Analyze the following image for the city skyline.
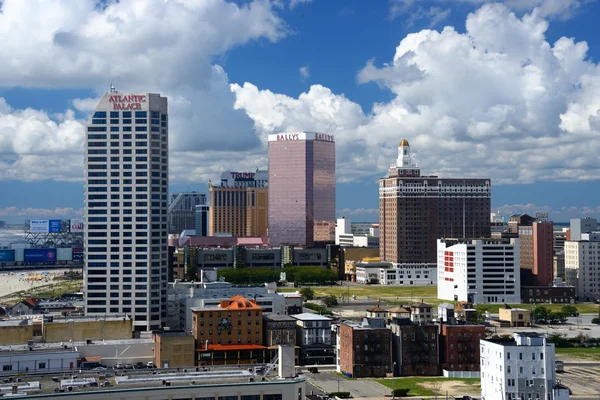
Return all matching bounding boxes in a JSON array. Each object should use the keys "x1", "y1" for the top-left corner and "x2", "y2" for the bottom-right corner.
[{"x1": 1, "y1": 0, "x2": 600, "y2": 223}]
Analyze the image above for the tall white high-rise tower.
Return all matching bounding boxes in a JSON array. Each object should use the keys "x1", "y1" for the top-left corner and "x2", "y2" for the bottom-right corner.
[{"x1": 84, "y1": 92, "x2": 169, "y2": 332}]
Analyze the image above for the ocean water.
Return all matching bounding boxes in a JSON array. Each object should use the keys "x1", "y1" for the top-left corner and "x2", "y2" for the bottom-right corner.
[{"x1": 0, "y1": 229, "x2": 26, "y2": 247}]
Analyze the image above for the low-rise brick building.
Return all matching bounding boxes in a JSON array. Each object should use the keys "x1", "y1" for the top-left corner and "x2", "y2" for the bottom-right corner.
[
  {"x1": 339, "y1": 318, "x2": 392, "y2": 378},
  {"x1": 439, "y1": 324, "x2": 485, "y2": 377},
  {"x1": 191, "y1": 295, "x2": 266, "y2": 365},
  {"x1": 390, "y1": 318, "x2": 439, "y2": 376}
]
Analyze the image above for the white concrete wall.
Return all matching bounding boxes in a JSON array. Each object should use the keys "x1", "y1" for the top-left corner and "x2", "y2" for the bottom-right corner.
[
  {"x1": 76, "y1": 341, "x2": 154, "y2": 366},
  {"x1": 0, "y1": 351, "x2": 79, "y2": 374},
  {"x1": 4, "y1": 379, "x2": 306, "y2": 400}
]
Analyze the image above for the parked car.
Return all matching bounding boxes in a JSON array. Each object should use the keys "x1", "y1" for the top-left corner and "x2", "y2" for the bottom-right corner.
[
  {"x1": 124, "y1": 364, "x2": 134, "y2": 369},
  {"x1": 135, "y1": 362, "x2": 144, "y2": 369},
  {"x1": 92, "y1": 366, "x2": 107, "y2": 371},
  {"x1": 115, "y1": 363, "x2": 124, "y2": 369},
  {"x1": 146, "y1": 362, "x2": 155, "y2": 368},
  {"x1": 307, "y1": 367, "x2": 319, "y2": 373},
  {"x1": 555, "y1": 361, "x2": 565, "y2": 373}
]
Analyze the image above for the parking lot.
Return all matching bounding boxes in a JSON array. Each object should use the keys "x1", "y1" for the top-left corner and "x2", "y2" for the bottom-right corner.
[
  {"x1": 555, "y1": 364, "x2": 600, "y2": 397},
  {"x1": 304, "y1": 371, "x2": 390, "y2": 399}
]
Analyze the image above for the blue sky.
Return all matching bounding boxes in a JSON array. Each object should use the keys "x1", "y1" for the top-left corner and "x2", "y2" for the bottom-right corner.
[{"x1": 0, "y1": 0, "x2": 599, "y2": 224}]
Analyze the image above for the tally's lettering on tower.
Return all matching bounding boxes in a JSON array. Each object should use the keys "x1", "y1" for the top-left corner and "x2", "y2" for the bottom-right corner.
[
  {"x1": 276, "y1": 133, "x2": 300, "y2": 141},
  {"x1": 109, "y1": 95, "x2": 147, "y2": 110}
]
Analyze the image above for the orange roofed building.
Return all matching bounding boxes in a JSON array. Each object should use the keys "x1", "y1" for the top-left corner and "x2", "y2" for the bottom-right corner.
[{"x1": 191, "y1": 295, "x2": 266, "y2": 366}]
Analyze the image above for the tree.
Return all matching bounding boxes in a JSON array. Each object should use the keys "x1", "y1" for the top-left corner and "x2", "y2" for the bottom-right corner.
[
  {"x1": 547, "y1": 333, "x2": 570, "y2": 348},
  {"x1": 592, "y1": 317, "x2": 600, "y2": 325},
  {"x1": 323, "y1": 295, "x2": 338, "y2": 307},
  {"x1": 548, "y1": 311, "x2": 567, "y2": 324},
  {"x1": 561, "y1": 304, "x2": 578, "y2": 317},
  {"x1": 531, "y1": 306, "x2": 551, "y2": 324},
  {"x1": 299, "y1": 287, "x2": 315, "y2": 301}
]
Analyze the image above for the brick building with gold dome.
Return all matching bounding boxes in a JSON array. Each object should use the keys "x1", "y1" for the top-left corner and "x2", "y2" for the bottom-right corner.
[{"x1": 378, "y1": 139, "x2": 491, "y2": 284}]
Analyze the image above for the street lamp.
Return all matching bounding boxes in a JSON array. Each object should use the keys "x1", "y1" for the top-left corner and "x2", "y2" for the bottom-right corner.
[{"x1": 392, "y1": 361, "x2": 397, "y2": 400}]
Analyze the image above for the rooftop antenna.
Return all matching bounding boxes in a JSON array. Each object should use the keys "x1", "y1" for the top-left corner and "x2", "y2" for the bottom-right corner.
[{"x1": 109, "y1": 83, "x2": 118, "y2": 93}]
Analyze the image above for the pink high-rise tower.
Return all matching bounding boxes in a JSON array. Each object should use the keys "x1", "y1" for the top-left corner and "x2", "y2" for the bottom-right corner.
[{"x1": 268, "y1": 132, "x2": 335, "y2": 247}]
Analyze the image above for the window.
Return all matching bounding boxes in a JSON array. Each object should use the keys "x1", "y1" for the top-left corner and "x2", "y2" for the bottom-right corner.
[{"x1": 38, "y1": 362, "x2": 46, "y2": 369}]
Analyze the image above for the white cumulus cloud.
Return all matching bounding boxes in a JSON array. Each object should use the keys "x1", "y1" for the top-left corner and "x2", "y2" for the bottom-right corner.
[
  {"x1": 0, "y1": 0, "x2": 289, "y2": 182},
  {"x1": 232, "y1": 3, "x2": 600, "y2": 185}
]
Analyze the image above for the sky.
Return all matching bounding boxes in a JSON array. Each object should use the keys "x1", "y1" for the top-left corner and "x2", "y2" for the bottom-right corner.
[{"x1": 1, "y1": 0, "x2": 600, "y2": 224}]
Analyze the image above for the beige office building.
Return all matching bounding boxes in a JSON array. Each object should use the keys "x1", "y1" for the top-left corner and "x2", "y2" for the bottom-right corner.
[{"x1": 209, "y1": 170, "x2": 268, "y2": 237}]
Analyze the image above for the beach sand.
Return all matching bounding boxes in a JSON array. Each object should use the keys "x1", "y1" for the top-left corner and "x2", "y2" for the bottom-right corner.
[{"x1": 0, "y1": 269, "x2": 70, "y2": 298}]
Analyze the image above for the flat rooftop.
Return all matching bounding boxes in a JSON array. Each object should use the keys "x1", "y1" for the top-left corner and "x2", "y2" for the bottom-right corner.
[
  {"x1": 291, "y1": 313, "x2": 332, "y2": 321},
  {"x1": 0, "y1": 339, "x2": 153, "y2": 355},
  {"x1": 0, "y1": 315, "x2": 130, "y2": 326},
  {"x1": 4, "y1": 368, "x2": 305, "y2": 396}
]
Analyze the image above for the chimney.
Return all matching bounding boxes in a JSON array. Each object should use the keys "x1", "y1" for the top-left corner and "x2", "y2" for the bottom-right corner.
[{"x1": 278, "y1": 345, "x2": 295, "y2": 379}]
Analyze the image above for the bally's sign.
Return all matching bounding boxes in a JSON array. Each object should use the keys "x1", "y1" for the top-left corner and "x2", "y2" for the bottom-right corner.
[
  {"x1": 314, "y1": 133, "x2": 334, "y2": 142},
  {"x1": 269, "y1": 132, "x2": 335, "y2": 142},
  {"x1": 276, "y1": 133, "x2": 300, "y2": 141},
  {"x1": 109, "y1": 95, "x2": 147, "y2": 110}
]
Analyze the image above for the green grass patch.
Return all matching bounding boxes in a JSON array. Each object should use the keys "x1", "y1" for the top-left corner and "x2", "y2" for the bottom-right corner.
[
  {"x1": 334, "y1": 372, "x2": 354, "y2": 380},
  {"x1": 376, "y1": 377, "x2": 480, "y2": 397},
  {"x1": 556, "y1": 347, "x2": 600, "y2": 360},
  {"x1": 279, "y1": 285, "x2": 436, "y2": 300}
]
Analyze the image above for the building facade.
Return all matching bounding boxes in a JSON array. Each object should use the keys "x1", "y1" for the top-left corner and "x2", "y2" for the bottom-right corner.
[
  {"x1": 209, "y1": 177, "x2": 268, "y2": 237},
  {"x1": 390, "y1": 319, "x2": 439, "y2": 376},
  {"x1": 480, "y1": 333, "x2": 558, "y2": 400},
  {"x1": 84, "y1": 92, "x2": 168, "y2": 331},
  {"x1": 569, "y1": 218, "x2": 597, "y2": 241},
  {"x1": 355, "y1": 262, "x2": 437, "y2": 286},
  {"x1": 168, "y1": 192, "x2": 207, "y2": 234},
  {"x1": 437, "y1": 238, "x2": 521, "y2": 304},
  {"x1": 292, "y1": 313, "x2": 335, "y2": 365},
  {"x1": 194, "y1": 204, "x2": 209, "y2": 236},
  {"x1": 440, "y1": 324, "x2": 485, "y2": 377},
  {"x1": 152, "y1": 330, "x2": 195, "y2": 368},
  {"x1": 519, "y1": 221, "x2": 554, "y2": 286},
  {"x1": 268, "y1": 132, "x2": 335, "y2": 247},
  {"x1": 191, "y1": 295, "x2": 266, "y2": 365},
  {"x1": 263, "y1": 314, "x2": 297, "y2": 347},
  {"x1": 339, "y1": 318, "x2": 392, "y2": 378},
  {"x1": 520, "y1": 285, "x2": 575, "y2": 304},
  {"x1": 565, "y1": 239, "x2": 600, "y2": 300},
  {"x1": 498, "y1": 307, "x2": 531, "y2": 327},
  {"x1": 379, "y1": 139, "x2": 490, "y2": 267},
  {"x1": 336, "y1": 217, "x2": 379, "y2": 247}
]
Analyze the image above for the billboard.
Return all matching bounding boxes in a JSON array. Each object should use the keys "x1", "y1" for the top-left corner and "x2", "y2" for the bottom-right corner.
[
  {"x1": 29, "y1": 219, "x2": 71, "y2": 233},
  {"x1": 49, "y1": 220, "x2": 62, "y2": 233},
  {"x1": 29, "y1": 220, "x2": 50, "y2": 233},
  {"x1": 0, "y1": 250, "x2": 15, "y2": 262},
  {"x1": 57, "y1": 248, "x2": 72, "y2": 261},
  {"x1": 70, "y1": 219, "x2": 84, "y2": 233},
  {"x1": 72, "y1": 248, "x2": 84, "y2": 262},
  {"x1": 24, "y1": 249, "x2": 57, "y2": 263}
]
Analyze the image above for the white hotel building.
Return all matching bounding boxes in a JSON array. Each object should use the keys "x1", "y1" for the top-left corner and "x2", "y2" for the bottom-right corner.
[
  {"x1": 480, "y1": 333, "x2": 569, "y2": 400},
  {"x1": 437, "y1": 238, "x2": 521, "y2": 304},
  {"x1": 85, "y1": 92, "x2": 169, "y2": 331},
  {"x1": 565, "y1": 235, "x2": 600, "y2": 300}
]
